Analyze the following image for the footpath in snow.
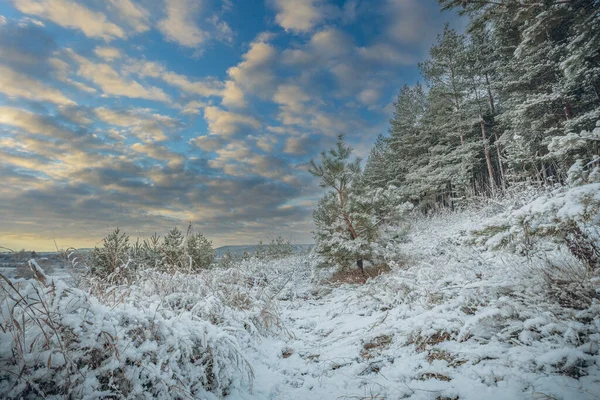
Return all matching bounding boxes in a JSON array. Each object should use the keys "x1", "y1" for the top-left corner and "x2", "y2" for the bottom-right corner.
[{"x1": 234, "y1": 210, "x2": 600, "y2": 400}]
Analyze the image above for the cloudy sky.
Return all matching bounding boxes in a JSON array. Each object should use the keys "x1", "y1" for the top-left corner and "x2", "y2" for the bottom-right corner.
[{"x1": 0, "y1": 0, "x2": 458, "y2": 251}]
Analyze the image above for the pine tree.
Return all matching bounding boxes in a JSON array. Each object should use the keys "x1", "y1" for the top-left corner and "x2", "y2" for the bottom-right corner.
[
  {"x1": 141, "y1": 233, "x2": 162, "y2": 269},
  {"x1": 309, "y1": 135, "x2": 372, "y2": 272},
  {"x1": 90, "y1": 228, "x2": 130, "y2": 279},
  {"x1": 162, "y1": 227, "x2": 185, "y2": 269},
  {"x1": 187, "y1": 232, "x2": 215, "y2": 270},
  {"x1": 363, "y1": 134, "x2": 391, "y2": 190},
  {"x1": 386, "y1": 83, "x2": 430, "y2": 193}
]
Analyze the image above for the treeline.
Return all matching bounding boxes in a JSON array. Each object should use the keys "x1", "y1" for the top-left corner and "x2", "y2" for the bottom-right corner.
[
  {"x1": 310, "y1": 0, "x2": 600, "y2": 271},
  {"x1": 363, "y1": 0, "x2": 599, "y2": 208}
]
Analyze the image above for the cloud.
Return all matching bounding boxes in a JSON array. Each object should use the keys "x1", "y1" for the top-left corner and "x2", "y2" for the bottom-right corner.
[
  {"x1": 94, "y1": 107, "x2": 179, "y2": 142},
  {"x1": 48, "y1": 57, "x2": 97, "y2": 94},
  {"x1": 272, "y1": 0, "x2": 326, "y2": 33},
  {"x1": 0, "y1": 65, "x2": 75, "y2": 105},
  {"x1": 358, "y1": 43, "x2": 417, "y2": 65},
  {"x1": 358, "y1": 88, "x2": 381, "y2": 105},
  {"x1": 203, "y1": 106, "x2": 261, "y2": 137},
  {"x1": 221, "y1": 81, "x2": 245, "y2": 108},
  {"x1": 68, "y1": 51, "x2": 171, "y2": 102},
  {"x1": 181, "y1": 100, "x2": 206, "y2": 115},
  {"x1": 191, "y1": 135, "x2": 225, "y2": 152},
  {"x1": 94, "y1": 46, "x2": 122, "y2": 61},
  {"x1": 125, "y1": 59, "x2": 224, "y2": 97},
  {"x1": 384, "y1": 0, "x2": 438, "y2": 46},
  {"x1": 131, "y1": 142, "x2": 185, "y2": 167},
  {"x1": 108, "y1": 0, "x2": 150, "y2": 33},
  {"x1": 0, "y1": 18, "x2": 56, "y2": 69},
  {"x1": 209, "y1": 14, "x2": 234, "y2": 44},
  {"x1": 284, "y1": 134, "x2": 313, "y2": 154},
  {"x1": 227, "y1": 35, "x2": 278, "y2": 99},
  {"x1": 12, "y1": 0, "x2": 125, "y2": 41},
  {"x1": 158, "y1": 0, "x2": 206, "y2": 48}
]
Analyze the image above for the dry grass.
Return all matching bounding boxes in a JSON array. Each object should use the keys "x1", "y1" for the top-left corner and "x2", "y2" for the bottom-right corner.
[
  {"x1": 326, "y1": 264, "x2": 392, "y2": 286},
  {"x1": 426, "y1": 349, "x2": 467, "y2": 367},
  {"x1": 418, "y1": 372, "x2": 451, "y2": 381},
  {"x1": 360, "y1": 334, "x2": 393, "y2": 360},
  {"x1": 409, "y1": 331, "x2": 454, "y2": 353}
]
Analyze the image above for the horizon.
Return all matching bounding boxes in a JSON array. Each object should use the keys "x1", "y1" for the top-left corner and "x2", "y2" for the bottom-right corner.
[{"x1": 0, "y1": 0, "x2": 461, "y2": 252}]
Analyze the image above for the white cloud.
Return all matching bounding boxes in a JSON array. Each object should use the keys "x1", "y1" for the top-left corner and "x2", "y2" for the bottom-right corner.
[
  {"x1": 0, "y1": 15, "x2": 6, "y2": 25},
  {"x1": 108, "y1": 0, "x2": 149, "y2": 33},
  {"x1": 358, "y1": 43, "x2": 417, "y2": 65},
  {"x1": 191, "y1": 135, "x2": 225, "y2": 151},
  {"x1": 94, "y1": 46, "x2": 122, "y2": 61},
  {"x1": 284, "y1": 135, "x2": 311, "y2": 154},
  {"x1": 12, "y1": 0, "x2": 125, "y2": 41},
  {"x1": 0, "y1": 106, "x2": 71, "y2": 139},
  {"x1": 272, "y1": 0, "x2": 325, "y2": 33},
  {"x1": 0, "y1": 65, "x2": 75, "y2": 105},
  {"x1": 385, "y1": 0, "x2": 433, "y2": 45},
  {"x1": 125, "y1": 59, "x2": 224, "y2": 97},
  {"x1": 221, "y1": 81, "x2": 245, "y2": 108},
  {"x1": 209, "y1": 14, "x2": 234, "y2": 44},
  {"x1": 204, "y1": 106, "x2": 261, "y2": 137},
  {"x1": 158, "y1": 0, "x2": 206, "y2": 48},
  {"x1": 131, "y1": 142, "x2": 185, "y2": 167},
  {"x1": 358, "y1": 88, "x2": 381, "y2": 105},
  {"x1": 49, "y1": 57, "x2": 97, "y2": 94},
  {"x1": 181, "y1": 100, "x2": 206, "y2": 115},
  {"x1": 95, "y1": 107, "x2": 178, "y2": 141},
  {"x1": 254, "y1": 135, "x2": 278, "y2": 152},
  {"x1": 227, "y1": 37, "x2": 278, "y2": 95},
  {"x1": 68, "y1": 51, "x2": 171, "y2": 102}
]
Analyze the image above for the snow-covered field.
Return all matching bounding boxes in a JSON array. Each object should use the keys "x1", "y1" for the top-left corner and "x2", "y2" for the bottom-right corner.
[
  {"x1": 234, "y1": 209, "x2": 600, "y2": 400},
  {"x1": 1, "y1": 201, "x2": 599, "y2": 399}
]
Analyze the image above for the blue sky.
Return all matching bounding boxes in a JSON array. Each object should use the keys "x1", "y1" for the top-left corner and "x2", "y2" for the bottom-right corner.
[{"x1": 0, "y1": 0, "x2": 459, "y2": 251}]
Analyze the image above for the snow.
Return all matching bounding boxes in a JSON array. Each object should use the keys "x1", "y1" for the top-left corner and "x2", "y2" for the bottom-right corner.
[
  {"x1": 1, "y1": 201, "x2": 599, "y2": 399},
  {"x1": 230, "y1": 209, "x2": 600, "y2": 400}
]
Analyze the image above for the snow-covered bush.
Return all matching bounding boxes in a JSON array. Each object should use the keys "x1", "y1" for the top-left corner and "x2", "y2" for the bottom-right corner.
[
  {"x1": 0, "y1": 273, "x2": 252, "y2": 399},
  {"x1": 472, "y1": 161, "x2": 600, "y2": 261},
  {"x1": 255, "y1": 235, "x2": 295, "y2": 260},
  {"x1": 87, "y1": 226, "x2": 216, "y2": 284}
]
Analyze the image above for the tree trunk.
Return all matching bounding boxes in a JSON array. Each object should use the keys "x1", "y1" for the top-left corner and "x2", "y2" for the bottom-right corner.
[
  {"x1": 485, "y1": 73, "x2": 496, "y2": 115},
  {"x1": 356, "y1": 258, "x2": 364, "y2": 275},
  {"x1": 480, "y1": 115, "x2": 496, "y2": 190},
  {"x1": 493, "y1": 132, "x2": 506, "y2": 190}
]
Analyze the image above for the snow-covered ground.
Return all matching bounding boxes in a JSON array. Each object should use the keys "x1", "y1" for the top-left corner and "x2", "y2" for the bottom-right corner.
[
  {"x1": 231, "y1": 209, "x2": 600, "y2": 400},
  {"x1": 1, "y1": 202, "x2": 598, "y2": 399}
]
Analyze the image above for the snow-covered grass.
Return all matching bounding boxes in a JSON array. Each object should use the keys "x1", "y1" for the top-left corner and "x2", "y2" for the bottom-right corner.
[{"x1": 1, "y1": 197, "x2": 599, "y2": 399}]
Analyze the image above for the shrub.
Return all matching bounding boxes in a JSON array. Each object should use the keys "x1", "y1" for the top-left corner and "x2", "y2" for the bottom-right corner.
[{"x1": 0, "y1": 273, "x2": 253, "y2": 399}]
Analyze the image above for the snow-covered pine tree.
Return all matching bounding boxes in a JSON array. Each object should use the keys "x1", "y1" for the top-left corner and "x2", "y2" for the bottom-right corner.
[
  {"x1": 411, "y1": 26, "x2": 481, "y2": 204},
  {"x1": 187, "y1": 231, "x2": 215, "y2": 270},
  {"x1": 386, "y1": 83, "x2": 429, "y2": 195},
  {"x1": 162, "y1": 227, "x2": 185, "y2": 270},
  {"x1": 90, "y1": 228, "x2": 130, "y2": 279},
  {"x1": 309, "y1": 135, "x2": 373, "y2": 272},
  {"x1": 362, "y1": 134, "x2": 391, "y2": 191}
]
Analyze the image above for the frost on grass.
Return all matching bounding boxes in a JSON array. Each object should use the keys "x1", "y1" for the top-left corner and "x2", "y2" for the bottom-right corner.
[
  {"x1": 0, "y1": 273, "x2": 253, "y2": 399},
  {"x1": 2, "y1": 194, "x2": 599, "y2": 399}
]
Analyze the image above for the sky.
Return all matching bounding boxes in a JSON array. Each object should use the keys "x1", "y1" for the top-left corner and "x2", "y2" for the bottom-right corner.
[{"x1": 0, "y1": 0, "x2": 459, "y2": 251}]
